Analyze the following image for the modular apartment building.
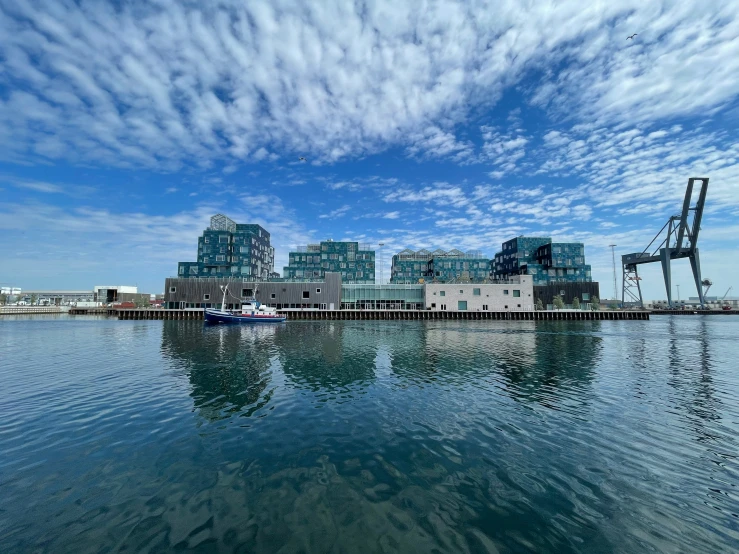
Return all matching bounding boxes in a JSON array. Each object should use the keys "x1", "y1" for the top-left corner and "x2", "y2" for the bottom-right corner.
[
  {"x1": 425, "y1": 276, "x2": 534, "y2": 311},
  {"x1": 391, "y1": 249, "x2": 491, "y2": 284},
  {"x1": 493, "y1": 237, "x2": 592, "y2": 285},
  {"x1": 283, "y1": 240, "x2": 375, "y2": 283},
  {"x1": 178, "y1": 214, "x2": 275, "y2": 280}
]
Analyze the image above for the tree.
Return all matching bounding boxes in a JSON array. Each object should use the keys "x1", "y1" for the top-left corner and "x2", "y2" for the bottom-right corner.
[
  {"x1": 572, "y1": 297, "x2": 580, "y2": 310},
  {"x1": 30, "y1": 294, "x2": 38, "y2": 306},
  {"x1": 591, "y1": 296, "x2": 600, "y2": 311},
  {"x1": 535, "y1": 298, "x2": 544, "y2": 311},
  {"x1": 553, "y1": 295, "x2": 565, "y2": 310},
  {"x1": 0, "y1": 293, "x2": 6, "y2": 305},
  {"x1": 134, "y1": 295, "x2": 150, "y2": 308}
]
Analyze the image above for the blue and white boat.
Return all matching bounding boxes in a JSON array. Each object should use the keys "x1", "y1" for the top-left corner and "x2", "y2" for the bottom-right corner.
[{"x1": 204, "y1": 285, "x2": 286, "y2": 324}]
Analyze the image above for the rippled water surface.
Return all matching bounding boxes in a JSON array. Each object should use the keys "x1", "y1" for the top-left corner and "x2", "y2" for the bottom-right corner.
[{"x1": 2, "y1": 316, "x2": 739, "y2": 553}]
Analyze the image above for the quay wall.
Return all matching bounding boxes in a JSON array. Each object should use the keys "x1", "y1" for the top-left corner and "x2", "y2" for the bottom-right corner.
[
  {"x1": 113, "y1": 309, "x2": 650, "y2": 321},
  {"x1": 0, "y1": 306, "x2": 68, "y2": 315}
]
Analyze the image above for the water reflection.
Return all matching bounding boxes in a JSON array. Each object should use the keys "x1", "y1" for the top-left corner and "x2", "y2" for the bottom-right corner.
[
  {"x1": 272, "y1": 322, "x2": 380, "y2": 392},
  {"x1": 160, "y1": 321, "x2": 280, "y2": 420},
  {"x1": 666, "y1": 318, "x2": 722, "y2": 440},
  {"x1": 160, "y1": 320, "x2": 606, "y2": 419}
]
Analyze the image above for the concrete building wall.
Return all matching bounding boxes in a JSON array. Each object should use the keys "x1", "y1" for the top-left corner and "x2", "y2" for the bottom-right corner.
[{"x1": 424, "y1": 276, "x2": 534, "y2": 311}]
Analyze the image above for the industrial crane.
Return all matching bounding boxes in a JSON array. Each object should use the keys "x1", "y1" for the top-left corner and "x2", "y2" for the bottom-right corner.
[
  {"x1": 722, "y1": 287, "x2": 733, "y2": 310},
  {"x1": 622, "y1": 177, "x2": 708, "y2": 308}
]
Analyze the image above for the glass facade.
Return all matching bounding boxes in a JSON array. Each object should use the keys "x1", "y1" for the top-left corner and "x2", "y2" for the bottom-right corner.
[
  {"x1": 284, "y1": 240, "x2": 375, "y2": 283},
  {"x1": 391, "y1": 248, "x2": 491, "y2": 283},
  {"x1": 493, "y1": 237, "x2": 592, "y2": 285},
  {"x1": 177, "y1": 215, "x2": 275, "y2": 280},
  {"x1": 341, "y1": 284, "x2": 424, "y2": 310}
]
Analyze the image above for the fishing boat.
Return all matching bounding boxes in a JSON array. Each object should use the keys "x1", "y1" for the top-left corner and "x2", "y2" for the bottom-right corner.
[{"x1": 204, "y1": 285, "x2": 286, "y2": 324}]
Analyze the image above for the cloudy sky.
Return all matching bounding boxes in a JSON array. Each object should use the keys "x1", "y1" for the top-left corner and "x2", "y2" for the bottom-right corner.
[{"x1": 1, "y1": 0, "x2": 738, "y2": 298}]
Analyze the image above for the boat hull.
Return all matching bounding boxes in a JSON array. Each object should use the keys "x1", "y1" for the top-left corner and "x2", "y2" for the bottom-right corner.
[{"x1": 204, "y1": 309, "x2": 286, "y2": 324}]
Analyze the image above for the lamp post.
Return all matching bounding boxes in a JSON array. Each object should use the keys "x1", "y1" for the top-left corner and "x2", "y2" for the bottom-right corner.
[
  {"x1": 378, "y1": 243, "x2": 384, "y2": 285},
  {"x1": 676, "y1": 284, "x2": 680, "y2": 302}
]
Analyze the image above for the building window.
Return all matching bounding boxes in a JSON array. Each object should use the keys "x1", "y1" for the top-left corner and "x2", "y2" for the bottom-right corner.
[
  {"x1": 219, "y1": 236, "x2": 229, "y2": 244},
  {"x1": 583, "y1": 293, "x2": 590, "y2": 301},
  {"x1": 517, "y1": 304, "x2": 521, "y2": 308},
  {"x1": 203, "y1": 294, "x2": 210, "y2": 300},
  {"x1": 204, "y1": 237, "x2": 209, "y2": 244},
  {"x1": 503, "y1": 289, "x2": 509, "y2": 295},
  {"x1": 271, "y1": 293, "x2": 276, "y2": 299},
  {"x1": 242, "y1": 288, "x2": 253, "y2": 297},
  {"x1": 316, "y1": 288, "x2": 321, "y2": 294},
  {"x1": 483, "y1": 305, "x2": 488, "y2": 310},
  {"x1": 216, "y1": 255, "x2": 225, "y2": 262},
  {"x1": 170, "y1": 287, "x2": 176, "y2": 293},
  {"x1": 505, "y1": 305, "x2": 508, "y2": 309},
  {"x1": 513, "y1": 290, "x2": 520, "y2": 297},
  {"x1": 459, "y1": 289, "x2": 464, "y2": 294},
  {"x1": 431, "y1": 303, "x2": 436, "y2": 308},
  {"x1": 303, "y1": 291, "x2": 310, "y2": 299},
  {"x1": 440, "y1": 291, "x2": 446, "y2": 297},
  {"x1": 473, "y1": 288, "x2": 481, "y2": 296},
  {"x1": 458, "y1": 301, "x2": 467, "y2": 311}
]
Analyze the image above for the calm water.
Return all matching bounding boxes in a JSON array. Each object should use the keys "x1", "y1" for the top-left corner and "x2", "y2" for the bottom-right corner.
[{"x1": 1, "y1": 316, "x2": 739, "y2": 553}]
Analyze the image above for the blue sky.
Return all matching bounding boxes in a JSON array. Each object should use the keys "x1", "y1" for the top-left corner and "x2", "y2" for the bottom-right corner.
[{"x1": 1, "y1": 0, "x2": 738, "y2": 298}]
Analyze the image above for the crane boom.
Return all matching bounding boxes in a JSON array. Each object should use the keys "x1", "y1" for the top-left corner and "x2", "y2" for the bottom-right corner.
[{"x1": 721, "y1": 287, "x2": 733, "y2": 301}]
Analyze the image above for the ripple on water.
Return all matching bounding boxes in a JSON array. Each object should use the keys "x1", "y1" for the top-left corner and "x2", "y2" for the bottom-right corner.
[{"x1": 1, "y1": 316, "x2": 739, "y2": 552}]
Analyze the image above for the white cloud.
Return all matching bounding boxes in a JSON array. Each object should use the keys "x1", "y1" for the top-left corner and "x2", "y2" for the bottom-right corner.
[
  {"x1": 318, "y1": 204, "x2": 351, "y2": 219},
  {"x1": 2, "y1": 0, "x2": 736, "y2": 169},
  {"x1": 406, "y1": 126, "x2": 475, "y2": 162},
  {"x1": 0, "y1": 194, "x2": 312, "y2": 292}
]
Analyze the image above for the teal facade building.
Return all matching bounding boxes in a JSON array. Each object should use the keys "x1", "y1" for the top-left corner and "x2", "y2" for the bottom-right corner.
[
  {"x1": 493, "y1": 237, "x2": 591, "y2": 284},
  {"x1": 283, "y1": 240, "x2": 375, "y2": 283},
  {"x1": 177, "y1": 214, "x2": 275, "y2": 280},
  {"x1": 391, "y1": 249, "x2": 491, "y2": 283}
]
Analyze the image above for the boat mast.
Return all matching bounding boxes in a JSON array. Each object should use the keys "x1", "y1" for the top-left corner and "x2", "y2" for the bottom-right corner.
[{"x1": 220, "y1": 284, "x2": 228, "y2": 310}]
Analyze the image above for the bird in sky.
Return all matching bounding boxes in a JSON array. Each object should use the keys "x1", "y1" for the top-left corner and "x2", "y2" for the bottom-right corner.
[
  {"x1": 627, "y1": 33, "x2": 637, "y2": 40},
  {"x1": 299, "y1": 157, "x2": 306, "y2": 162}
]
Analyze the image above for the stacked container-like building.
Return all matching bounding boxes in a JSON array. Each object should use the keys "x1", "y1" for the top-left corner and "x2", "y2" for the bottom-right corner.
[
  {"x1": 391, "y1": 249, "x2": 491, "y2": 284},
  {"x1": 492, "y1": 237, "x2": 591, "y2": 285},
  {"x1": 177, "y1": 214, "x2": 275, "y2": 280},
  {"x1": 283, "y1": 240, "x2": 375, "y2": 283}
]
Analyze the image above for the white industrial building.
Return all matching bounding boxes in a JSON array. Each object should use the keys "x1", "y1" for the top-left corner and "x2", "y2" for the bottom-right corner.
[{"x1": 424, "y1": 276, "x2": 534, "y2": 312}]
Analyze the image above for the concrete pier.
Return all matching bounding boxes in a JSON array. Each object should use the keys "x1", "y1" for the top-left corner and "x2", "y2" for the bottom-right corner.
[{"x1": 114, "y1": 309, "x2": 650, "y2": 321}]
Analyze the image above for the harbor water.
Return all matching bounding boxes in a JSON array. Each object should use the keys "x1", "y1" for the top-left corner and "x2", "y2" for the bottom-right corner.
[{"x1": 1, "y1": 316, "x2": 738, "y2": 553}]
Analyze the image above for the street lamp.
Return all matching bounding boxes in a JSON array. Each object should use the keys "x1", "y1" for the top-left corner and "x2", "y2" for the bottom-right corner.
[
  {"x1": 676, "y1": 284, "x2": 680, "y2": 302},
  {"x1": 378, "y1": 243, "x2": 384, "y2": 285}
]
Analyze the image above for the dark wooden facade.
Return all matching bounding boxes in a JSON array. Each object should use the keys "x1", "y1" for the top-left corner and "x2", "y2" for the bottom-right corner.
[{"x1": 534, "y1": 282, "x2": 601, "y2": 307}]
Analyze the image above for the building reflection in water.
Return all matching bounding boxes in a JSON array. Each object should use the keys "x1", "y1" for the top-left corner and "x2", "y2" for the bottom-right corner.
[
  {"x1": 384, "y1": 321, "x2": 602, "y2": 410},
  {"x1": 272, "y1": 322, "x2": 380, "y2": 393},
  {"x1": 161, "y1": 320, "x2": 606, "y2": 419},
  {"x1": 160, "y1": 321, "x2": 280, "y2": 420}
]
